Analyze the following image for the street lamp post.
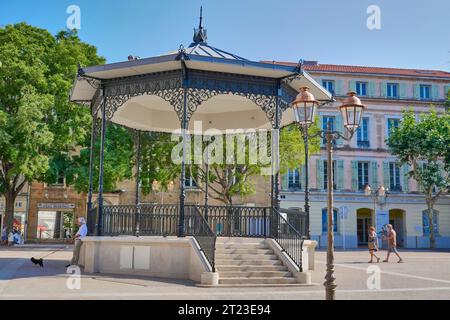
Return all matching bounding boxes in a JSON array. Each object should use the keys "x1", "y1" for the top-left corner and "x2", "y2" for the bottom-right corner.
[{"x1": 292, "y1": 89, "x2": 366, "y2": 300}]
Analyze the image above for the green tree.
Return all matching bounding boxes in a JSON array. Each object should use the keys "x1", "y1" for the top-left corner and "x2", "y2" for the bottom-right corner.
[
  {"x1": 188, "y1": 123, "x2": 320, "y2": 206},
  {"x1": 387, "y1": 109, "x2": 450, "y2": 248},
  {"x1": 0, "y1": 23, "x2": 104, "y2": 234}
]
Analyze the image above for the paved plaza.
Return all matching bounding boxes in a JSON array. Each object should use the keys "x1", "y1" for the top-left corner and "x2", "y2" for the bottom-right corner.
[{"x1": 0, "y1": 245, "x2": 449, "y2": 300}]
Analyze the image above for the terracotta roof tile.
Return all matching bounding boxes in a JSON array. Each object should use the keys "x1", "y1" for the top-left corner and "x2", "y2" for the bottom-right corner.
[{"x1": 261, "y1": 61, "x2": 450, "y2": 79}]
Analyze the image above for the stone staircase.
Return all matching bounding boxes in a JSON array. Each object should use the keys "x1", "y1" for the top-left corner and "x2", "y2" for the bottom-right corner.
[{"x1": 214, "y1": 237, "x2": 299, "y2": 286}]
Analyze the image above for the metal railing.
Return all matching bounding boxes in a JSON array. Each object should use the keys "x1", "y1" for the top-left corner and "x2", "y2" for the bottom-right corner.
[
  {"x1": 185, "y1": 205, "x2": 216, "y2": 272},
  {"x1": 139, "y1": 204, "x2": 179, "y2": 236},
  {"x1": 270, "y1": 207, "x2": 305, "y2": 272},
  {"x1": 195, "y1": 205, "x2": 270, "y2": 237},
  {"x1": 103, "y1": 205, "x2": 136, "y2": 236}
]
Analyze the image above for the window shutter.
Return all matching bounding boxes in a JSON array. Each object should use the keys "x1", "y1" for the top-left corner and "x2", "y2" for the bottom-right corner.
[
  {"x1": 318, "y1": 115, "x2": 324, "y2": 146},
  {"x1": 336, "y1": 160, "x2": 345, "y2": 190},
  {"x1": 431, "y1": 85, "x2": 439, "y2": 100},
  {"x1": 422, "y1": 211, "x2": 430, "y2": 236},
  {"x1": 413, "y1": 84, "x2": 421, "y2": 99},
  {"x1": 300, "y1": 165, "x2": 306, "y2": 190},
  {"x1": 335, "y1": 80, "x2": 343, "y2": 96},
  {"x1": 444, "y1": 85, "x2": 450, "y2": 98},
  {"x1": 316, "y1": 159, "x2": 324, "y2": 190},
  {"x1": 281, "y1": 172, "x2": 289, "y2": 190},
  {"x1": 322, "y1": 209, "x2": 327, "y2": 233},
  {"x1": 335, "y1": 114, "x2": 344, "y2": 146},
  {"x1": 368, "y1": 81, "x2": 376, "y2": 97},
  {"x1": 380, "y1": 82, "x2": 387, "y2": 98},
  {"x1": 383, "y1": 162, "x2": 390, "y2": 190},
  {"x1": 399, "y1": 83, "x2": 407, "y2": 99},
  {"x1": 349, "y1": 80, "x2": 356, "y2": 92},
  {"x1": 402, "y1": 164, "x2": 410, "y2": 193},
  {"x1": 371, "y1": 161, "x2": 378, "y2": 188},
  {"x1": 351, "y1": 161, "x2": 359, "y2": 191}
]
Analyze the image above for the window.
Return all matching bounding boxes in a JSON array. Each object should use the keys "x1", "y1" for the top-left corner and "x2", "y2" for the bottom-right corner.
[
  {"x1": 389, "y1": 162, "x2": 402, "y2": 191},
  {"x1": 422, "y1": 210, "x2": 439, "y2": 236},
  {"x1": 322, "y1": 208, "x2": 338, "y2": 233},
  {"x1": 420, "y1": 85, "x2": 431, "y2": 100},
  {"x1": 357, "y1": 117, "x2": 370, "y2": 148},
  {"x1": 323, "y1": 160, "x2": 337, "y2": 190},
  {"x1": 387, "y1": 83, "x2": 399, "y2": 98},
  {"x1": 184, "y1": 171, "x2": 198, "y2": 188},
  {"x1": 356, "y1": 81, "x2": 368, "y2": 96},
  {"x1": 387, "y1": 118, "x2": 400, "y2": 139},
  {"x1": 287, "y1": 168, "x2": 301, "y2": 190},
  {"x1": 15, "y1": 201, "x2": 23, "y2": 208},
  {"x1": 357, "y1": 162, "x2": 370, "y2": 191},
  {"x1": 322, "y1": 80, "x2": 335, "y2": 95},
  {"x1": 322, "y1": 116, "x2": 335, "y2": 145}
]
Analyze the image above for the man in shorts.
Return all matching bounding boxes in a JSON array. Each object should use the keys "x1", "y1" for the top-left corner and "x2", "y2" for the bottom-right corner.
[{"x1": 383, "y1": 224, "x2": 404, "y2": 263}]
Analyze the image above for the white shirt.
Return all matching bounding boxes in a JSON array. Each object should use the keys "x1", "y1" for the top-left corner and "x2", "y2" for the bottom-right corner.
[{"x1": 76, "y1": 224, "x2": 88, "y2": 239}]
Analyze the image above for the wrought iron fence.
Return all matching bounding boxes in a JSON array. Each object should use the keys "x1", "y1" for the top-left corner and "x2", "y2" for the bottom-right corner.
[
  {"x1": 138, "y1": 204, "x2": 179, "y2": 236},
  {"x1": 195, "y1": 205, "x2": 270, "y2": 237},
  {"x1": 103, "y1": 205, "x2": 136, "y2": 236},
  {"x1": 270, "y1": 208, "x2": 304, "y2": 272},
  {"x1": 185, "y1": 205, "x2": 216, "y2": 272}
]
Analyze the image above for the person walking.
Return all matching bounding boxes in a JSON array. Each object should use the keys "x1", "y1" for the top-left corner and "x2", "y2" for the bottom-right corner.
[
  {"x1": 383, "y1": 224, "x2": 404, "y2": 263},
  {"x1": 368, "y1": 226, "x2": 380, "y2": 263},
  {"x1": 66, "y1": 217, "x2": 87, "y2": 268}
]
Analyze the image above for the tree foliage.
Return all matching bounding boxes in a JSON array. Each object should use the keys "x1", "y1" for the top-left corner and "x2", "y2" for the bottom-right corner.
[
  {"x1": 387, "y1": 108, "x2": 450, "y2": 248},
  {"x1": 0, "y1": 23, "x2": 104, "y2": 233}
]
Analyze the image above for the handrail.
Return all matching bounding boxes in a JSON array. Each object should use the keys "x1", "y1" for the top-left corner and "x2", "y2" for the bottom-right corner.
[
  {"x1": 270, "y1": 207, "x2": 304, "y2": 272},
  {"x1": 185, "y1": 205, "x2": 216, "y2": 272}
]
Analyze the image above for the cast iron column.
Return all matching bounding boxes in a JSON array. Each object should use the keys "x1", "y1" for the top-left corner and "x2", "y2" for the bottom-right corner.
[
  {"x1": 178, "y1": 62, "x2": 188, "y2": 237},
  {"x1": 204, "y1": 144, "x2": 209, "y2": 222},
  {"x1": 134, "y1": 130, "x2": 141, "y2": 236},
  {"x1": 302, "y1": 125, "x2": 311, "y2": 239},
  {"x1": 324, "y1": 122, "x2": 337, "y2": 300},
  {"x1": 87, "y1": 107, "x2": 96, "y2": 212},
  {"x1": 274, "y1": 85, "x2": 281, "y2": 210},
  {"x1": 97, "y1": 88, "x2": 107, "y2": 236}
]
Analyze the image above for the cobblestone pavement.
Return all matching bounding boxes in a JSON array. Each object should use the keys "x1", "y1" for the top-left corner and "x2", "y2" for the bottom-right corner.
[{"x1": 0, "y1": 245, "x2": 449, "y2": 300}]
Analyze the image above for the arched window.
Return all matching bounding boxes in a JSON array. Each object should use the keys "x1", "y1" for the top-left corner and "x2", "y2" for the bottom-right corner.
[
  {"x1": 322, "y1": 208, "x2": 338, "y2": 233},
  {"x1": 422, "y1": 210, "x2": 439, "y2": 236}
]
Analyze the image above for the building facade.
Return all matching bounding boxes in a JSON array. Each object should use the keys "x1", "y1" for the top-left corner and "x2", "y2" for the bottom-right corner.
[{"x1": 276, "y1": 62, "x2": 450, "y2": 249}]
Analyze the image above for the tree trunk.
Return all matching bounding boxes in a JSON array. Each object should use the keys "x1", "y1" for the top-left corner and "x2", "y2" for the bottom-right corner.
[
  {"x1": 4, "y1": 191, "x2": 16, "y2": 236},
  {"x1": 426, "y1": 198, "x2": 436, "y2": 249}
]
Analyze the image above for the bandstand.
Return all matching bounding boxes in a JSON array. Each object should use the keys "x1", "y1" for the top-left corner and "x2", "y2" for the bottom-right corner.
[{"x1": 70, "y1": 11, "x2": 330, "y2": 285}]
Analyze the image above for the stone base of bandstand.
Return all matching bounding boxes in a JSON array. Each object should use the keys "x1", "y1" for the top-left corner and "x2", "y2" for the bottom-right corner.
[{"x1": 79, "y1": 236, "x2": 212, "y2": 284}]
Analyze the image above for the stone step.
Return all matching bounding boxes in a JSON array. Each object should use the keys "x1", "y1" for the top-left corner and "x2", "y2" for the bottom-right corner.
[
  {"x1": 219, "y1": 271, "x2": 292, "y2": 278},
  {"x1": 215, "y1": 244, "x2": 270, "y2": 250},
  {"x1": 215, "y1": 259, "x2": 282, "y2": 266},
  {"x1": 216, "y1": 238, "x2": 266, "y2": 245},
  {"x1": 219, "y1": 277, "x2": 298, "y2": 285},
  {"x1": 215, "y1": 254, "x2": 278, "y2": 260},
  {"x1": 216, "y1": 265, "x2": 288, "y2": 272},
  {"x1": 215, "y1": 249, "x2": 273, "y2": 255}
]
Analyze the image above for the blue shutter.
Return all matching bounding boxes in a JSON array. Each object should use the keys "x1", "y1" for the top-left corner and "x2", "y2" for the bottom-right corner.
[
  {"x1": 371, "y1": 161, "x2": 378, "y2": 188},
  {"x1": 322, "y1": 209, "x2": 338, "y2": 233},
  {"x1": 335, "y1": 80, "x2": 343, "y2": 96},
  {"x1": 399, "y1": 83, "x2": 407, "y2": 99},
  {"x1": 380, "y1": 81, "x2": 387, "y2": 98},
  {"x1": 444, "y1": 85, "x2": 450, "y2": 99},
  {"x1": 349, "y1": 80, "x2": 356, "y2": 92},
  {"x1": 281, "y1": 172, "x2": 289, "y2": 190},
  {"x1": 322, "y1": 209, "x2": 327, "y2": 233},
  {"x1": 316, "y1": 159, "x2": 324, "y2": 190},
  {"x1": 402, "y1": 164, "x2": 410, "y2": 193},
  {"x1": 431, "y1": 85, "x2": 439, "y2": 100},
  {"x1": 336, "y1": 160, "x2": 344, "y2": 190},
  {"x1": 413, "y1": 84, "x2": 421, "y2": 99},
  {"x1": 335, "y1": 114, "x2": 344, "y2": 146},
  {"x1": 368, "y1": 81, "x2": 376, "y2": 97},
  {"x1": 423, "y1": 211, "x2": 439, "y2": 236},
  {"x1": 383, "y1": 162, "x2": 390, "y2": 190},
  {"x1": 351, "y1": 161, "x2": 359, "y2": 191}
]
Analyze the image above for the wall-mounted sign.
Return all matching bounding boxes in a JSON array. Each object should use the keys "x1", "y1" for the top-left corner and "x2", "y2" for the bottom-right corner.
[{"x1": 37, "y1": 203, "x2": 75, "y2": 210}]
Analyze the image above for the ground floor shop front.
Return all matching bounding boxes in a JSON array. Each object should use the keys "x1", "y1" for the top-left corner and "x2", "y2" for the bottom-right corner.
[{"x1": 281, "y1": 192, "x2": 450, "y2": 249}]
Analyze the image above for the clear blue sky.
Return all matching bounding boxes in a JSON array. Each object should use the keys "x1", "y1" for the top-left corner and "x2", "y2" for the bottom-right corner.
[{"x1": 1, "y1": 0, "x2": 450, "y2": 71}]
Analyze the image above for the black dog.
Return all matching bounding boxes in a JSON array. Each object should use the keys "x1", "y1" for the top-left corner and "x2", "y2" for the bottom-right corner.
[{"x1": 30, "y1": 257, "x2": 44, "y2": 268}]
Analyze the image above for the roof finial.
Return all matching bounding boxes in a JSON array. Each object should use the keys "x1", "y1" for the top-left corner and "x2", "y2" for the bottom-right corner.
[{"x1": 193, "y1": 6, "x2": 207, "y2": 44}]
